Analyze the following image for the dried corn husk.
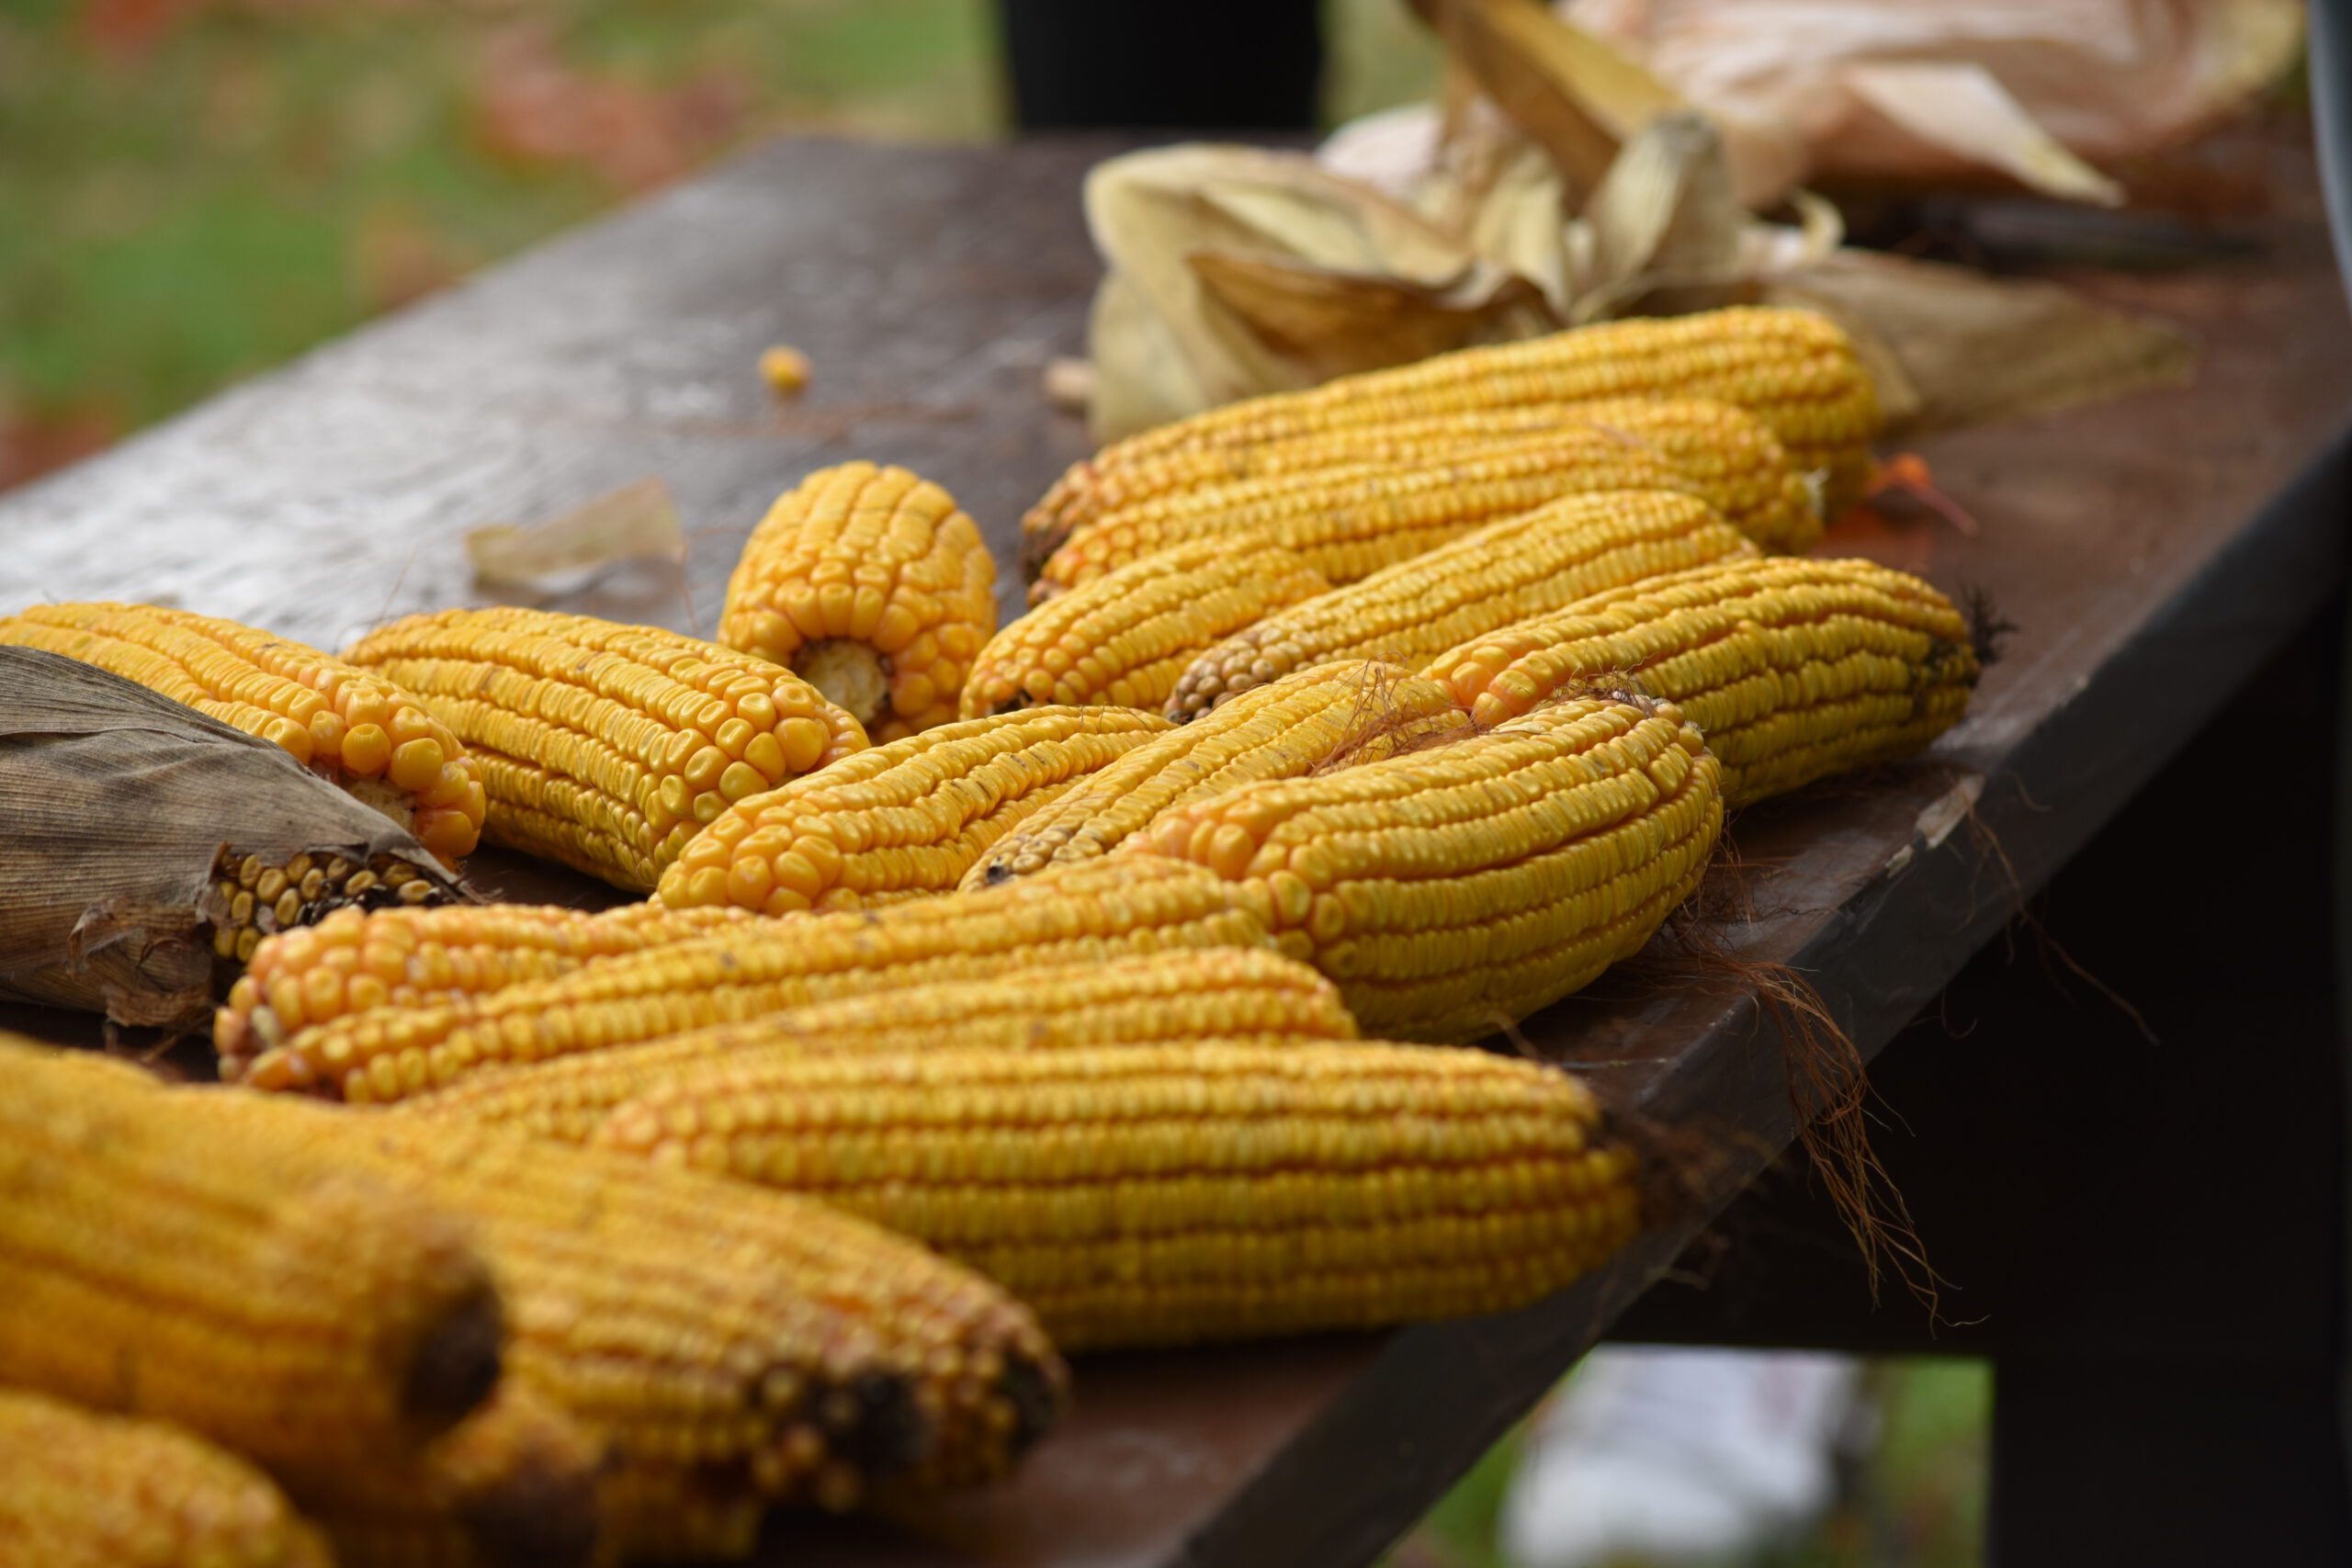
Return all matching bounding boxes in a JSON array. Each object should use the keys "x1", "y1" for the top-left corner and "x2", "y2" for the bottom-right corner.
[{"x1": 0, "y1": 647, "x2": 469, "y2": 1028}]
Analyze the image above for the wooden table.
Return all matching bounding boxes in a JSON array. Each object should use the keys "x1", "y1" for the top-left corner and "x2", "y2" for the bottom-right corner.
[{"x1": 4, "y1": 133, "x2": 2349, "y2": 1566}]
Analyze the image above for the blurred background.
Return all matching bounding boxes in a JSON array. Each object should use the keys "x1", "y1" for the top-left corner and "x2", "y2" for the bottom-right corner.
[{"x1": 0, "y1": 3, "x2": 1991, "y2": 1560}]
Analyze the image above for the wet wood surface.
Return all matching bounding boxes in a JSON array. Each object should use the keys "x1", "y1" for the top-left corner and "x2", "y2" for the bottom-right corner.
[{"x1": 1, "y1": 133, "x2": 2347, "y2": 1567}]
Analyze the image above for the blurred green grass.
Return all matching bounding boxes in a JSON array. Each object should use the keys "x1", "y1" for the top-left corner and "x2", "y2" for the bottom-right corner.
[{"x1": 0, "y1": 0, "x2": 1440, "y2": 483}]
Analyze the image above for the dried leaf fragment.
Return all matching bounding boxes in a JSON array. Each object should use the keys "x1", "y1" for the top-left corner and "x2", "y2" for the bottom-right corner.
[{"x1": 466, "y1": 477, "x2": 684, "y2": 591}]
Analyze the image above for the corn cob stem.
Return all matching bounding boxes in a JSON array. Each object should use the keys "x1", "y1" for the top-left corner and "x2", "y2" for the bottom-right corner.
[
  {"x1": 1166, "y1": 490, "x2": 1757, "y2": 719},
  {"x1": 657, "y1": 705, "x2": 1173, "y2": 916},
  {"x1": 0, "y1": 1388, "x2": 331, "y2": 1568},
  {"x1": 593, "y1": 1039, "x2": 1640, "y2": 1349},
  {"x1": 0, "y1": 1040, "x2": 502, "y2": 1506},
  {"x1": 342, "y1": 607, "x2": 867, "y2": 892},
  {"x1": 1423, "y1": 557, "x2": 1980, "y2": 807},
  {"x1": 967, "y1": 660, "x2": 1468, "y2": 887},
  {"x1": 1135, "y1": 696, "x2": 1726, "y2": 1043},
  {"x1": 400, "y1": 946, "x2": 1359, "y2": 1144}
]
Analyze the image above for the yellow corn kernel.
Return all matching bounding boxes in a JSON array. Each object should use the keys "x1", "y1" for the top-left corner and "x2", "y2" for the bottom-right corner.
[
  {"x1": 658, "y1": 705, "x2": 1171, "y2": 915},
  {"x1": 240, "y1": 856, "x2": 1272, "y2": 1101},
  {"x1": 1425, "y1": 556, "x2": 1979, "y2": 807},
  {"x1": 1168, "y1": 489, "x2": 1756, "y2": 718},
  {"x1": 0, "y1": 1040, "x2": 500, "y2": 1509},
  {"x1": 401, "y1": 945, "x2": 1359, "y2": 1143},
  {"x1": 214, "y1": 1091, "x2": 1067, "y2": 1504},
  {"x1": 964, "y1": 536, "x2": 1330, "y2": 716},
  {"x1": 218, "y1": 901, "x2": 762, "y2": 1089},
  {"x1": 1133, "y1": 697, "x2": 1725, "y2": 1042},
  {"x1": 1026, "y1": 306, "x2": 1881, "y2": 560},
  {"x1": 0, "y1": 1388, "x2": 331, "y2": 1568},
  {"x1": 0, "y1": 603, "x2": 487, "y2": 861},
  {"x1": 342, "y1": 606, "x2": 867, "y2": 892},
  {"x1": 967, "y1": 660, "x2": 1469, "y2": 886},
  {"x1": 718, "y1": 461, "x2": 998, "y2": 740},
  {"x1": 593, "y1": 1039, "x2": 1642, "y2": 1350}
]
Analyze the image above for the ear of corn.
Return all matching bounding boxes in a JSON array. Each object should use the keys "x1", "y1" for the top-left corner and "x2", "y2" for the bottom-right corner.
[
  {"x1": 342, "y1": 607, "x2": 867, "y2": 893},
  {"x1": 1032, "y1": 428, "x2": 1704, "y2": 603},
  {"x1": 1026, "y1": 394, "x2": 1823, "y2": 570},
  {"x1": 232, "y1": 857, "x2": 1271, "y2": 1102},
  {"x1": 0, "y1": 603, "x2": 488, "y2": 862},
  {"x1": 400, "y1": 946, "x2": 1360, "y2": 1145},
  {"x1": 0, "y1": 1388, "x2": 330, "y2": 1568},
  {"x1": 962, "y1": 536, "x2": 1330, "y2": 717},
  {"x1": 304, "y1": 1382, "x2": 605, "y2": 1568},
  {"x1": 718, "y1": 462, "x2": 999, "y2": 740},
  {"x1": 214, "y1": 901, "x2": 762, "y2": 1086},
  {"x1": 1025, "y1": 306, "x2": 1880, "y2": 571},
  {"x1": 1134, "y1": 697, "x2": 1725, "y2": 1043},
  {"x1": 967, "y1": 660, "x2": 1468, "y2": 887},
  {"x1": 0, "y1": 1039, "x2": 502, "y2": 1506},
  {"x1": 1167, "y1": 490, "x2": 1758, "y2": 719},
  {"x1": 655, "y1": 706, "x2": 1173, "y2": 916},
  {"x1": 196, "y1": 1089, "x2": 1066, "y2": 1516},
  {"x1": 594, "y1": 1039, "x2": 1640, "y2": 1351},
  {"x1": 1423, "y1": 557, "x2": 1980, "y2": 807}
]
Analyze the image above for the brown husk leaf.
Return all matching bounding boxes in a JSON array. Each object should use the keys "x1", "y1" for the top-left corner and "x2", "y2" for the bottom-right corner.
[
  {"x1": 466, "y1": 475, "x2": 685, "y2": 592},
  {"x1": 0, "y1": 648, "x2": 469, "y2": 1029}
]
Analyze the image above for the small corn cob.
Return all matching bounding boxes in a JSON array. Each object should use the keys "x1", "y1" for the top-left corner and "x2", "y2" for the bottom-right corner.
[
  {"x1": 0, "y1": 602, "x2": 487, "y2": 861},
  {"x1": 401, "y1": 946, "x2": 1360, "y2": 1144},
  {"x1": 594, "y1": 1039, "x2": 1641, "y2": 1350},
  {"x1": 1167, "y1": 490, "x2": 1757, "y2": 719},
  {"x1": 1424, "y1": 557, "x2": 1980, "y2": 807},
  {"x1": 239, "y1": 857, "x2": 1270, "y2": 1102},
  {"x1": 1026, "y1": 306, "x2": 1881, "y2": 560},
  {"x1": 656, "y1": 705, "x2": 1173, "y2": 916},
  {"x1": 343, "y1": 607, "x2": 867, "y2": 892},
  {"x1": 0, "y1": 1389, "x2": 330, "y2": 1568},
  {"x1": 718, "y1": 462, "x2": 999, "y2": 740},
  {"x1": 1026, "y1": 395, "x2": 1824, "y2": 571},
  {"x1": 966, "y1": 660, "x2": 1469, "y2": 887},
  {"x1": 306, "y1": 1382, "x2": 605, "y2": 1568},
  {"x1": 1033, "y1": 426, "x2": 1702, "y2": 603},
  {"x1": 209, "y1": 1091, "x2": 1067, "y2": 1516},
  {"x1": 1134, "y1": 696, "x2": 1725, "y2": 1043},
  {"x1": 961, "y1": 536, "x2": 1330, "y2": 717},
  {"x1": 0, "y1": 1040, "x2": 501, "y2": 1504},
  {"x1": 216, "y1": 901, "x2": 761, "y2": 1087}
]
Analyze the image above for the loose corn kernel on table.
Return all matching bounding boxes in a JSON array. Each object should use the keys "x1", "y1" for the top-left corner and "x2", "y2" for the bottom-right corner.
[{"x1": 3, "y1": 132, "x2": 2350, "y2": 1565}]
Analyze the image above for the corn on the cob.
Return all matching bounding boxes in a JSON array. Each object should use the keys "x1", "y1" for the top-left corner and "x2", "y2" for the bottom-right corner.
[
  {"x1": 1026, "y1": 395, "x2": 1824, "y2": 571},
  {"x1": 204, "y1": 847, "x2": 460, "y2": 976},
  {"x1": 401, "y1": 946, "x2": 1359, "y2": 1144},
  {"x1": 967, "y1": 660, "x2": 1468, "y2": 887},
  {"x1": 962, "y1": 536, "x2": 1330, "y2": 717},
  {"x1": 1027, "y1": 306, "x2": 1881, "y2": 558},
  {"x1": 0, "y1": 1040, "x2": 501, "y2": 1503},
  {"x1": 656, "y1": 706, "x2": 1173, "y2": 917},
  {"x1": 200, "y1": 1089, "x2": 1065, "y2": 1515},
  {"x1": 307, "y1": 1382, "x2": 605, "y2": 1568},
  {"x1": 1134, "y1": 696, "x2": 1724, "y2": 1042},
  {"x1": 0, "y1": 1389, "x2": 330, "y2": 1568},
  {"x1": 236, "y1": 857, "x2": 1268, "y2": 1101},
  {"x1": 1034, "y1": 427, "x2": 1702, "y2": 603},
  {"x1": 718, "y1": 462, "x2": 999, "y2": 740},
  {"x1": 1168, "y1": 491, "x2": 1757, "y2": 719},
  {"x1": 1425, "y1": 557, "x2": 1980, "y2": 807},
  {"x1": 595, "y1": 1039, "x2": 1639, "y2": 1349},
  {"x1": 342, "y1": 607, "x2": 867, "y2": 893},
  {"x1": 0, "y1": 603, "x2": 488, "y2": 861},
  {"x1": 215, "y1": 902, "x2": 760, "y2": 1086}
]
